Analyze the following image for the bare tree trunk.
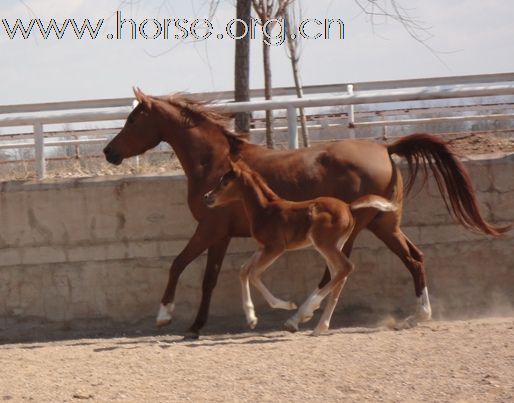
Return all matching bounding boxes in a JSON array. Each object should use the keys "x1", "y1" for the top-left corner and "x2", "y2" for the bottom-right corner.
[
  {"x1": 285, "y1": 10, "x2": 309, "y2": 147},
  {"x1": 291, "y1": 65, "x2": 309, "y2": 147},
  {"x1": 234, "y1": 0, "x2": 251, "y2": 134},
  {"x1": 262, "y1": 40, "x2": 274, "y2": 148}
]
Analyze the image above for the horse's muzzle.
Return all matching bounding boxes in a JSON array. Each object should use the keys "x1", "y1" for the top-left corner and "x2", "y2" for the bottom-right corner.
[{"x1": 103, "y1": 146, "x2": 123, "y2": 166}]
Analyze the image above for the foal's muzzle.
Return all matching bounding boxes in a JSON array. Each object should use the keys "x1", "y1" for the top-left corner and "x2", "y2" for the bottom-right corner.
[
  {"x1": 204, "y1": 192, "x2": 216, "y2": 207},
  {"x1": 103, "y1": 145, "x2": 123, "y2": 166}
]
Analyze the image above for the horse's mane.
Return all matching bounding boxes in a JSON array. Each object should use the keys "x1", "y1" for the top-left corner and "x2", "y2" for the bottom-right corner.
[
  {"x1": 237, "y1": 160, "x2": 279, "y2": 202},
  {"x1": 155, "y1": 93, "x2": 249, "y2": 145}
]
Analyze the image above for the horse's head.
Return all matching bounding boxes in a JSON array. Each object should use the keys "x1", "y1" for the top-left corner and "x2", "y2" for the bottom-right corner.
[
  {"x1": 103, "y1": 87, "x2": 163, "y2": 165},
  {"x1": 204, "y1": 159, "x2": 244, "y2": 207}
]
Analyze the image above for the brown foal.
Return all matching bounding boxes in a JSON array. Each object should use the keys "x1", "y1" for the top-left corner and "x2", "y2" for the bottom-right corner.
[{"x1": 204, "y1": 159, "x2": 397, "y2": 335}]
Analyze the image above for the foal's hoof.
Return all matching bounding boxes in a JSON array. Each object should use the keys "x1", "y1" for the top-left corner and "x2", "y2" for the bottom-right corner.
[
  {"x1": 284, "y1": 319, "x2": 299, "y2": 333},
  {"x1": 300, "y1": 314, "x2": 313, "y2": 324},
  {"x1": 415, "y1": 307, "x2": 432, "y2": 322},
  {"x1": 156, "y1": 318, "x2": 172, "y2": 328},
  {"x1": 248, "y1": 318, "x2": 258, "y2": 330}
]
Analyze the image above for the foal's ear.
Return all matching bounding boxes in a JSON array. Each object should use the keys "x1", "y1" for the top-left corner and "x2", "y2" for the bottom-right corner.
[
  {"x1": 133, "y1": 86, "x2": 152, "y2": 111},
  {"x1": 228, "y1": 157, "x2": 243, "y2": 175},
  {"x1": 229, "y1": 152, "x2": 241, "y2": 163}
]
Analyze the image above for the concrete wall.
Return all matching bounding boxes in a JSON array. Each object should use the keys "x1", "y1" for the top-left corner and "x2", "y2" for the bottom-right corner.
[{"x1": 0, "y1": 154, "x2": 513, "y2": 330}]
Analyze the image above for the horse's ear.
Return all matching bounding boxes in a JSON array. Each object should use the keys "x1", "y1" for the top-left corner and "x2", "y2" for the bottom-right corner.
[{"x1": 133, "y1": 87, "x2": 151, "y2": 110}]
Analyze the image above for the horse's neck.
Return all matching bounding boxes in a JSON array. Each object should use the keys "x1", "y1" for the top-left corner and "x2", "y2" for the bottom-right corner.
[{"x1": 163, "y1": 125, "x2": 227, "y2": 181}]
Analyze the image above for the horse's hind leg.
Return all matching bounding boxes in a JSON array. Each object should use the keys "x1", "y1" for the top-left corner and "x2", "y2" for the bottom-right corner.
[{"x1": 368, "y1": 212, "x2": 432, "y2": 321}]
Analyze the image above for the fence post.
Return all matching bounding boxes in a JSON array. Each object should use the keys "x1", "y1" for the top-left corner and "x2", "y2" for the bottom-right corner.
[
  {"x1": 34, "y1": 122, "x2": 45, "y2": 180},
  {"x1": 287, "y1": 105, "x2": 298, "y2": 149},
  {"x1": 347, "y1": 84, "x2": 355, "y2": 139}
]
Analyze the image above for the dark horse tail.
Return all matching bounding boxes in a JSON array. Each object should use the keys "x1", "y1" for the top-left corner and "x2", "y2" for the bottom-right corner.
[{"x1": 387, "y1": 133, "x2": 511, "y2": 237}]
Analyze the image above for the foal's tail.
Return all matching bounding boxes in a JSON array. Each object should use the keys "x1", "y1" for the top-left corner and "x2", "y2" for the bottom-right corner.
[
  {"x1": 387, "y1": 133, "x2": 511, "y2": 237},
  {"x1": 350, "y1": 195, "x2": 397, "y2": 213}
]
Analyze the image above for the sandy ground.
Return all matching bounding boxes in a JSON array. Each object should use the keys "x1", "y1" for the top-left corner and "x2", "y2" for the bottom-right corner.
[{"x1": 0, "y1": 316, "x2": 513, "y2": 402}]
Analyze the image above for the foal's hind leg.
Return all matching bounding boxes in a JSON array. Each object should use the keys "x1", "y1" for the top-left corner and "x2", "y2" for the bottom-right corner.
[
  {"x1": 285, "y1": 234, "x2": 353, "y2": 335},
  {"x1": 312, "y1": 251, "x2": 354, "y2": 336},
  {"x1": 303, "y1": 237, "x2": 355, "y2": 324},
  {"x1": 368, "y1": 212, "x2": 432, "y2": 321}
]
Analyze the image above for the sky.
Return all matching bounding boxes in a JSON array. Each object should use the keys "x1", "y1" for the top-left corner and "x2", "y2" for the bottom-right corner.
[{"x1": 0, "y1": 0, "x2": 513, "y2": 104}]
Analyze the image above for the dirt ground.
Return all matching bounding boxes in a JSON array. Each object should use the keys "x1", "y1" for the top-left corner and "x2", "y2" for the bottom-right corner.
[{"x1": 0, "y1": 316, "x2": 512, "y2": 402}]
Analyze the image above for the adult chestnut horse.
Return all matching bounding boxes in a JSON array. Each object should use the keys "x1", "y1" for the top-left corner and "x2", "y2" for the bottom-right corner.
[{"x1": 104, "y1": 88, "x2": 509, "y2": 338}]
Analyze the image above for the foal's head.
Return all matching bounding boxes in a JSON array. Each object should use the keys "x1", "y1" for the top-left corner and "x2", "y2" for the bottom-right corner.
[
  {"x1": 204, "y1": 159, "x2": 279, "y2": 208},
  {"x1": 103, "y1": 87, "x2": 164, "y2": 165},
  {"x1": 204, "y1": 159, "x2": 245, "y2": 207}
]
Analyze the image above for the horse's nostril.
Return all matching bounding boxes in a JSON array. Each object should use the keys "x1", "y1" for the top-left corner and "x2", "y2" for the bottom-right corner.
[{"x1": 103, "y1": 146, "x2": 111, "y2": 155}]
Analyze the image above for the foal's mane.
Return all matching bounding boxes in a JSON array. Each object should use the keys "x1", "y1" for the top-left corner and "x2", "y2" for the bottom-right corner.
[
  {"x1": 156, "y1": 93, "x2": 249, "y2": 145},
  {"x1": 237, "y1": 161, "x2": 279, "y2": 202}
]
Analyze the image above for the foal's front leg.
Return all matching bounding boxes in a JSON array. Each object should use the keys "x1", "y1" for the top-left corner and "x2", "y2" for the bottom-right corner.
[
  {"x1": 240, "y1": 251, "x2": 261, "y2": 329},
  {"x1": 240, "y1": 247, "x2": 288, "y2": 329},
  {"x1": 249, "y1": 248, "x2": 297, "y2": 311}
]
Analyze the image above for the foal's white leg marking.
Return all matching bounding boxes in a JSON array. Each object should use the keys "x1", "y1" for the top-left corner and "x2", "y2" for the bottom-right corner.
[
  {"x1": 285, "y1": 289, "x2": 325, "y2": 332},
  {"x1": 299, "y1": 287, "x2": 322, "y2": 323},
  {"x1": 240, "y1": 252, "x2": 259, "y2": 329},
  {"x1": 416, "y1": 287, "x2": 432, "y2": 321},
  {"x1": 156, "y1": 302, "x2": 175, "y2": 327},
  {"x1": 312, "y1": 278, "x2": 347, "y2": 336},
  {"x1": 251, "y1": 275, "x2": 297, "y2": 310}
]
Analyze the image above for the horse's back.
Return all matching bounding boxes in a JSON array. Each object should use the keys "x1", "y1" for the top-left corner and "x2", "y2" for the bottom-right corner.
[{"x1": 242, "y1": 139, "x2": 395, "y2": 203}]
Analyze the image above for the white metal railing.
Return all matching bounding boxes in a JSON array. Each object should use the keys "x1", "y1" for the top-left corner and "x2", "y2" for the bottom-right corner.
[{"x1": 1, "y1": 72, "x2": 514, "y2": 179}]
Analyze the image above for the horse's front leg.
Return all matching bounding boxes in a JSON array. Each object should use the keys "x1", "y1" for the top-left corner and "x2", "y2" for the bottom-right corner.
[
  {"x1": 156, "y1": 222, "x2": 221, "y2": 328},
  {"x1": 186, "y1": 237, "x2": 231, "y2": 339}
]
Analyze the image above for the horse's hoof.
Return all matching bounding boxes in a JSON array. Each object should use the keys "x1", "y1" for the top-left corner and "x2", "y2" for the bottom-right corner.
[
  {"x1": 156, "y1": 303, "x2": 174, "y2": 328},
  {"x1": 284, "y1": 319, "x2": 299, "y2": 333},
  {"x1": 248, "y1": 318, "x2": 258, "y2": 330},
  {"x1": 182, "y1": 329, "x2": 200, "y2": 340}
]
